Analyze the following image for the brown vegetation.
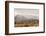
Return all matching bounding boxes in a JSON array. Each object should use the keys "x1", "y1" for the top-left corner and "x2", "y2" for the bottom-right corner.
[{"x1": 15, "y1": 19, "x2": 39, "y2": 27}]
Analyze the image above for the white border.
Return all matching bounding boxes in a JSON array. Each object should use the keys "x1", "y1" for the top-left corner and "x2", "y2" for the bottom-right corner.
[{"x1": 9, "y1": 3, "x2": 44, "y2": 33}]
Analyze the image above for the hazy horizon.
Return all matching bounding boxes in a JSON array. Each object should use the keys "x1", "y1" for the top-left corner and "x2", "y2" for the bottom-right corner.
[{"x1": 14, "y1": 8, "x2": 39, "y2": 19}]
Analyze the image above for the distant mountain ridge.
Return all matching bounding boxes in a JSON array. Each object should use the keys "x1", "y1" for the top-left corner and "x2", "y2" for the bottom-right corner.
[{"x1": 14, "y1": 15, "x2": 39, "y2": 22}]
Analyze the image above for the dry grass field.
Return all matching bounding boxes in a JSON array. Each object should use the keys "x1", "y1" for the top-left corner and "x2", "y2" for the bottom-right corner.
[{"x1": 15, "y1": 19, "x2": 39, "y2": 27}]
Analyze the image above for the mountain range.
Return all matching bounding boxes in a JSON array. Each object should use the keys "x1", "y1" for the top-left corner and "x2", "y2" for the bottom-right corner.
[{"x1": 14, "y1": 15, "x2": 39, "y2": 22}]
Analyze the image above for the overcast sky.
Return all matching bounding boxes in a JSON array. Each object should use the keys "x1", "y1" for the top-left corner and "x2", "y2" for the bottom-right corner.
[{"x1": 14, "y1": 8, "x2": 39, "y2": 17}]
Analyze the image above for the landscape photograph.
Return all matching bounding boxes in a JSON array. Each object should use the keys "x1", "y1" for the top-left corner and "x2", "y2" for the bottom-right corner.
[{"x1": 14, "y1": 8, "x2": 39, "y2": 27}]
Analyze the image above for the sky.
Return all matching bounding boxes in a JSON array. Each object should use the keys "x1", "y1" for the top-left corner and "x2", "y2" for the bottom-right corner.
[{"x1": 14, "y1": 8, "x2": 39, "y2": 17}]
